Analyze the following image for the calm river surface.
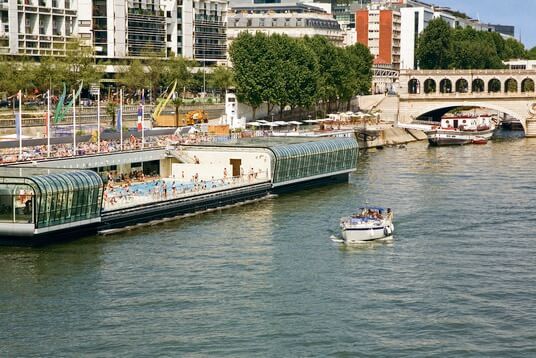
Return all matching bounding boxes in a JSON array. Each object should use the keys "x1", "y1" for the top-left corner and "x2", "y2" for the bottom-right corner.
[{"x1": 2, "y1": 132, "x2": 536, "y2": 356}]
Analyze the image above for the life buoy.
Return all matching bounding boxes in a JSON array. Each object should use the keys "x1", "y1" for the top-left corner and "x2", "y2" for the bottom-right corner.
[
  {"x1": 383, "y1": 226, "x2": 392, "y2": 236},
  {"x1": 529, "y1": 103, "x2": 536, "y2": 116}
]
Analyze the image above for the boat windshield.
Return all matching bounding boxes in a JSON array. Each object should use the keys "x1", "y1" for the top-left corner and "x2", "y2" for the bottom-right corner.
[{"x1": 352, "y1": 207, "x2": 392, "y2": 220}]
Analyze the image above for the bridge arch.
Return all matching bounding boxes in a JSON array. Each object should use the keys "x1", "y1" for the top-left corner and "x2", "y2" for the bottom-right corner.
[
  {"x1": 488, "y1": 78, "x2": 501, "y2": 93},
  {"x1": 439, "y1": 78, "x2": 453, "y2": 93},
  {"x1": 521, "y1": 78, "x2": 535, "y2": 92},
  {"x1": 505, "y1": 78, "x2": 518, "y2": 93},
  {"x1": 472, "y1": 78, "x2": 485, "y2": 93},
  {"x1": 424, "y1": 78, "x2": 436, "y2": 94},
  {"x1": 408, "y1": 78, "x2": 420, "y2": 94},
  {"x1": 412, "y1": 101, "x2": 527, "y2": 134},
  {"x1": 455, "y1": 78, "x2": 469, "y2": 93}
]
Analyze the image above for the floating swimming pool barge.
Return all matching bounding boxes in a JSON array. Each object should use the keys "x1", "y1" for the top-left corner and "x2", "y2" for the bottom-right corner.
[
  {"x1": 0, "y1": 136, "x2": 358, "y2": 245},
  {"x1": 100, "y1": 181, "x2": 272, "y2": 232}
]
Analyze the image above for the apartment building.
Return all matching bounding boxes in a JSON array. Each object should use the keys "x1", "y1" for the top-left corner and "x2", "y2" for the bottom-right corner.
[
  {"x1": 0, "y1": 0, "x2": 227, "y2": 64},
  {"x1": 355, "y1": 7, "x2": 401, "y2": 68},
  {"x1": 0, "y1": 0, "x2": 78, "y2": 56},
  {"x1": 227, "y1": 2, "x2": 344, "y2": 46},
  {"x1": 162, "y1": 0, "x2": 227, "y2": 64}
]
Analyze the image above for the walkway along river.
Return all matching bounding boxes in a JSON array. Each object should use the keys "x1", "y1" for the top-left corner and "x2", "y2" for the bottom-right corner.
[{"x1": 1, "y1": 132, "x2": 535, "y2": 356}]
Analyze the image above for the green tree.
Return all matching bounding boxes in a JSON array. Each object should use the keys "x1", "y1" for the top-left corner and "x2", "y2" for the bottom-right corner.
[
  {"x1": 32, "y1": 56, "x2": 67, "y2": 93},
  {"x1": 208, "y1": 65, "x2": 234, "y2": 101},
  {"x1": 117, "y1": 60, "x2": 149, "y2": 95},
  {"x1": 189, "y1": 71, "x2": 206, "y2": 94},
  {"x1": 143, "y1": 54, "x2": 166, "y2": 102},
  {"x1": 449, "y1": 27, "x2": 503, "y2": 69},
  {"x1": 64, "y1": 39, "x2": 101, "y2": 90},
  {"x1": 416, "y1": 18, "x2": 452, "y2": 69},
  {"x1": 522, "y1": 79, "x2": 534, "y2": 92},
  {"x1": 289, "y1": 39, "x2": 320, "y2": 111},
  {"x1": 345, "y1": 42, "x2": 374, "y2": 96},
  {"x1": 229, "y1": 32, "x2": 270, "y2": 120},
  {"x1": 163, "y1": 56, "x2": 193, "y2": 97},
  {"x1": 487, "y1": 31, "x2": 507, "y2": 60},
  {"x1": 170, "y1": 97, "x2": 183, "y2": 127},
  {"x1": 0, "y1": 58, "x2": 20, "y2": 95},
  {"x1": 503, "y1": 38, "x2": 527, "y2": 59},
  {"x1": 106, "y1": 101, "x2": 117, "y2": 128},
  {"x1": 303, "y1": 35, "x2": 340, "y2": 113},
  {"x1": 268, "y1": 34, "x2": 292, "y2": 118},
  {"x1": 528, "y1": 46, "x2": 536, "y2": 60},
  {"x1": 450, "y1": 40, "x2": 501, "y2": 69}
]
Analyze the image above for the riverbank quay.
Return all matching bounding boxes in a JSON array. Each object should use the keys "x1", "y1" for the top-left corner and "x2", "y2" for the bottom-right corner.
[
  {"x1": 0, "y1": 135, "x2": 359, "y2": 246},
  {"x1": 353, "y1": 124, "x2": 427, "y2": 149}
]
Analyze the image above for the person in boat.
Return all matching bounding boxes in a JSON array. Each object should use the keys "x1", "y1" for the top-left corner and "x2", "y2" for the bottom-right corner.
[{"x1": 386, "y1": 208, "x2": 393, "y2": 220}]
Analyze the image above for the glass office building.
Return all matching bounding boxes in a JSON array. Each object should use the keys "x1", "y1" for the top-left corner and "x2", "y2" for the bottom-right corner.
[{"x1": 0, "y1": 169, "x2": 103, "y2": 237}]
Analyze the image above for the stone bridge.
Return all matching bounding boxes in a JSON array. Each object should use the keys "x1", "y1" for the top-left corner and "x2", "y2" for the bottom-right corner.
[{"x1": 397, "y1": 69, "x2": 536, "y2": 136}]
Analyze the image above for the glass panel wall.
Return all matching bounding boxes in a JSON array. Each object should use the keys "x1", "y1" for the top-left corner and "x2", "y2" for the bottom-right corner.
[
  {"x1": 24, "y1": 170, "x2": 104, "y2": 229},
  {"x1": 0, "y1": 183, "x2": 35, "y2": 224},
  {"x1": 270, "y1": 137, "x2": 358, "y2": 184}
]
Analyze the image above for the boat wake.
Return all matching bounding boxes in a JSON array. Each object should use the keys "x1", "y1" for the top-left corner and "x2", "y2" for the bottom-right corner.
[
  {"x1": 330, "y1": 235, "x2": 344, "y2": 243},
  {"x1": 329, "y1": 234, "x2": 395, "y2": 246}
]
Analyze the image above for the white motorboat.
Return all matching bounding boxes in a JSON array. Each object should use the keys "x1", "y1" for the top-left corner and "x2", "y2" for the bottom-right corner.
[
  {"x1": 426, "y1": 114, "x2": 498, "y2": 146},
  {"x1": 340, "y1": 207, "x2": 394, "y2": 243}
]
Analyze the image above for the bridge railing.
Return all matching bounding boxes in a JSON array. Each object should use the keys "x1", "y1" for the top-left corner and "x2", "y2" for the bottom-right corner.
[
  {"x1": 400, "y1": 91, "x2": 536, "y2": 99},
  {"x1": 400, "y1": 69, "x2": 536, "y2": 76}
]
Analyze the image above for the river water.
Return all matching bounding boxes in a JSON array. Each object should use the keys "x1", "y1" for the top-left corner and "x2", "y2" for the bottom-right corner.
[{"x1": 2, "y1": 131, "x2": 536, "y2": 356}]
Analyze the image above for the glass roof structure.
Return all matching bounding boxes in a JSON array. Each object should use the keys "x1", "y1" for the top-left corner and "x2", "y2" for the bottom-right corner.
[
  {"x1": 269, "y1": 137, "x2": 358, "y2": 184},
  {"x1": 0, "y1": 168, "x2": 103, "y2": 233}
]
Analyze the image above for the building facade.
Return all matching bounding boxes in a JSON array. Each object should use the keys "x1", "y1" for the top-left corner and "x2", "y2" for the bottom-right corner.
[
  {"x1": 355, "y1": 7, "x2": 401, "y2": 68},
  {"x1": 0, "y1": 0, "x2": 78, "y2": 56},
  {"x1": 0, "y1": 0, "x2": 227, "y2": 63},
  {"x1": 504, "y1": 59, "x2": 536, "y2": 70},
  {"x1": 399, "y1": 3, "x2": 515, "y2": 70},
  {"x1": 399, "y1": 6, "x2": 433, "y2": 70},
  {"x1": 227, "y1": 3, "x2": 344, "y2": 46}
]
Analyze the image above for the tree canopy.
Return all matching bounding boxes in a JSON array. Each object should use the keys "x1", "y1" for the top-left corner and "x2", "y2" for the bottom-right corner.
[
  {"x1": 416, "y1": 18, "x2": 528, "y2": 69},
  {"x1": 528, "y1": 46, "x2": 536, "y2": 60},
  {"x1": 229, "y1": 33, "x2": 373, "y2": 119}
]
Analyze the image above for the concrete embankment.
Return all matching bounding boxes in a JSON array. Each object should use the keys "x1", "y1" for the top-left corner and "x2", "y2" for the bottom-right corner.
[{"x1": 357, "y1": 127, "x2": 427, "y2": 149}]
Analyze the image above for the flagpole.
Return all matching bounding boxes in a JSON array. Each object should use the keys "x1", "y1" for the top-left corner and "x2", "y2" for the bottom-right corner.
[
  {"x1": 72, "y1": 89, "x2": 76, "y2": 156},
  {"x1": 47, "y1": 89, "x2": 50, "y2": 158},
  {"x1": 18, "y1": 90, "x2": 22, "y2": 161},
  {"x1": 141, "y1": 89, "x2": 145, "y2": 149},
  {"x1": 120, "y1": 88, "x2": 123, "y2": 151},
  {"x1": 97, "y1": 90, "x2": 100, "y2": 153}
]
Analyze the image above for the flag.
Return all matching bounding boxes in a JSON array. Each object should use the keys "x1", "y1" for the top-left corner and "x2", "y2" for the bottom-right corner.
[
  {"x1": 54, "y1": 83, "x2": 66, "y2": 123},
  {"x1": 117, "y1": 108, "x2": 122, "y2": 132},
  {"x1": 44, "y1": 111, "x2": 49, "y2": 136},
  {"x1": 15, "y1": 90, "x2": 21, "y2": 139},
  {"x1": 136, "y1": 105, "x2": 142, "y2": 131},
  {"x1": 15, "y1": 112, "x2": 21, "y2": 139}
]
